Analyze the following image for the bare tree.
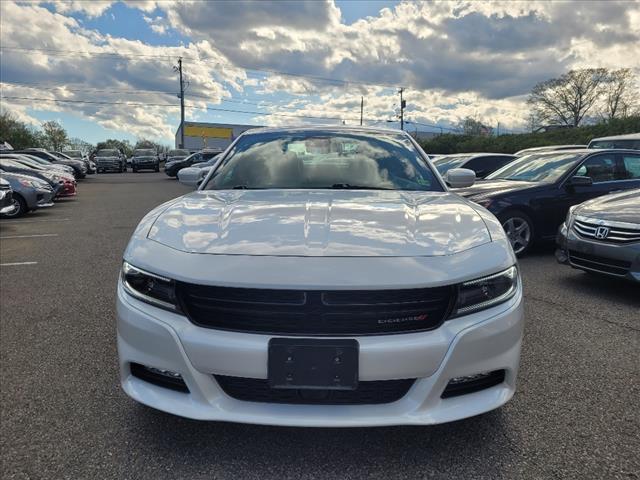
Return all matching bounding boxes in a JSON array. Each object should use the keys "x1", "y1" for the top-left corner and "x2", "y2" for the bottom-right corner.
[
  {"x1": 527, "y1": 68, "x2": 608, "y2": 127},
  {"x1": 600, "y1": 68, "x2": 638, "y2": 120},
  {"x1": 41, "y1": 120, "x2": 68, "y2": 151}
]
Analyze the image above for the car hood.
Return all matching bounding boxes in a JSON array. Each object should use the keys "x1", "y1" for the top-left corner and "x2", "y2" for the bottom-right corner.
[
  {"x1": 96, "y1": 156, "x2": 119, "y2": 160},
  {"x1": 167, "y1": 156, "x2": 187, "y2": 162},
  {"x1": 456, "y1": 179, "x2": 542, "y2": 199},
  {"x1": 576, "y1": 188, "x2": 640, "y2": 224},
  {"x1": 133, "y1": 156, "x2": 156, "y2": 160},
  {"x1": 58, "y1": 159, "x2": 84, "y2": 166},
  {"x1": 146, "y1": 190, "x2": 491, "y2": 257}
]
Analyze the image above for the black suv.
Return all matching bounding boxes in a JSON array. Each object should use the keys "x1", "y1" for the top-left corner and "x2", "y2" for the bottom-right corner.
[{"x1": 131, "y1": 149, "x2": 160, "y2": 172}]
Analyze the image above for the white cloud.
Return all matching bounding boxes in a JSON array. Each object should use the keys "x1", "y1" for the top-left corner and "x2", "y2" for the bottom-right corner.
[
  {"x1": 49, "y1": 0, "x2": 115, "y2": 17},
  {"x1": 2, "y1": 0, "x2": 639, "y2": 139},
  {"x1": 0, "y1": 1, "x2": 246, "y2": 141},
  {"x1": 143, "y1": 14, "x2": 168, "y2": 35}
]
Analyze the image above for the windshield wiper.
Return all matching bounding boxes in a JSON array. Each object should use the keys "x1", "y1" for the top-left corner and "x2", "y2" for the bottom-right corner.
[
  {"x1": 230, "y1": 185, "x2": 267, "y2": 190},
  {"x1": 330, "y1": 183, "x2": 393, "y2": 190}
]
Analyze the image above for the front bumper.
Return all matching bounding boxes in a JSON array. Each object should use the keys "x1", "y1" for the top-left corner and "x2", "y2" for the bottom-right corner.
[
  {"x1": 117, "y1": 280, "x2": 523, "y2": 427},
  {"x1": 133, "y1": 162, "x2": 158, "y2": 169},
  {"x1": 556, "y1": 223, "x2": 640, "y2": 282},
  {"x1": 97, "y1": 161, "x2": 121, "y2": 172}
]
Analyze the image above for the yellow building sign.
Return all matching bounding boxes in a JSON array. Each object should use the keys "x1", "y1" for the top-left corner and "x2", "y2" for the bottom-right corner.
[{"x1": 184, "y1": 125, "x2": 233, "y2": 139}]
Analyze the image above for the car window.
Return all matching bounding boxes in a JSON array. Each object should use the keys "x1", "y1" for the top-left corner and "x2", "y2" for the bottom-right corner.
[
  {"x1": 97, "y1": 149, "x2": 118, "y2": 156},
  {"x1": 432, "y1": 155, "x2": 472, "y2": 175},
  {"x1": 621, "y1": 154, "x2": 640, "y2": 179},
  {"x1": 487, "y1": 153, "x2": 583, "y2": 183},
  {"x1": 205, "y1": 130, "x2": 442, "y2": 191},
  {"x1": 168, "y1": 149, "x2": 189, "y2": 156},
  {"x1": 589, "y1": 139, "x2": 640, "y2": 149},
  {"x1": 574, "y1": 154, "x2": 617, "y2": 182}
]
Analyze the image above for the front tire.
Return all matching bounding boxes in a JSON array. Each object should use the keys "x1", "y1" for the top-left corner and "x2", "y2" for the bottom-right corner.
[
  {"x1": 498, "y1": 210, "x2": 534, "y2": 256},
  {"x1": 1, "y1": 194, "x2": 27, "y2": 218}
]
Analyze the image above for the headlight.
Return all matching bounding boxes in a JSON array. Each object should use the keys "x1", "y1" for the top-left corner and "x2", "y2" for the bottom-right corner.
[
  {"x1": 452, "y1": 265, "x2": 519, "y2": 317},
  {"x1": 121, "y1": 261, "x2": 179, "y2": 311},
  {"x1": 18, "y1": 179, "x2": 45, "y2": 189},
  {"x1": 565, "y1": 205, "x2": 578, "y2": 226}
]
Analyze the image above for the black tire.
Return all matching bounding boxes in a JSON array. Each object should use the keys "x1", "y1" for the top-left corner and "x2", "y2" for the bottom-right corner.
[
  {"x1": 498, "y1": 210, "x2": 534, "y2": 256},
  {"x1": 133, "y1": 167, "x2": 138, "y2": 173},
  {"x1": 1, "y1": 194, "x2": 27, "y2": 218},
  {"x1": 155, "y1": 165, "x2": 160, "y2": 172}
]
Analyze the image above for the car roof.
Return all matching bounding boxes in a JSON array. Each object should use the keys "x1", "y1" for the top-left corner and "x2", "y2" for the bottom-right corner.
[
  {"x1": 439, "y1": 152, "x2": 514, "y2": 157},
  {"x1": 590, "y1": 133, "x2": 640, "y2": 141},
  {"x1": 242, "y1": 124, "x2": 404, "y2": 136},
  {"x1": 520, "y1": 148, "x2": 638, "y2": 156}
]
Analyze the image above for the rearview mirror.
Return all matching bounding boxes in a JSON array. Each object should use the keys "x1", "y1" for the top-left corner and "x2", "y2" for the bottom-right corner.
[
  {"x1": 445, "y1": 168, "x2": 476, "y2": 188},
  {"x1": 568, "y1": 175, "x2": 593, "y2": 187}
]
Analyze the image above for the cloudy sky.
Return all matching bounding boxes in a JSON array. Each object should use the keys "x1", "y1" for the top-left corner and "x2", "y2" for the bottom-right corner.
[{"x1": 1, "y1": 0, "x2": 639, "y2": 145}]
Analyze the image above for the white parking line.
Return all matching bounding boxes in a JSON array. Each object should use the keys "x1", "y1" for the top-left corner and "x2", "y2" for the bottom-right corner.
[
  {"x1": 0, "y1": 218, "x2": 70, "y2": 223},
  {"x1": 0, "y1": 262, "x2": 38, "y2": 267},
  {"x1": 0, "y1": 234, "x2": 59, "y2": 239}
]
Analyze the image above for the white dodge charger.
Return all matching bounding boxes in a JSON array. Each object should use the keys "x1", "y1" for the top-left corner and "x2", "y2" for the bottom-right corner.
[{"x1": 117, "y1": 126, "x2": 523, "y2": 427}]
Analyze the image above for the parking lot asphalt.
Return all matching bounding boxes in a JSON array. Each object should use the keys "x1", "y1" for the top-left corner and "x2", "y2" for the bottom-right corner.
[{"x1": 1, "y1": 173, "x2": 639, "y2": 480}]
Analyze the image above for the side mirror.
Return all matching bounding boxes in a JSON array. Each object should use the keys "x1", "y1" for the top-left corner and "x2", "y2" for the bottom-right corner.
[
  {"x1": 568, "y1": 175, "x2": 593, "y2": 187},
  {"x1": 445, "y1": 168, "x2": 476, "y2": 188}
]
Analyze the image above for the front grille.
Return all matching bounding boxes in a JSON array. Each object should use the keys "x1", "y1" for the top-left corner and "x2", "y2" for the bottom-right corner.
[
  {"x1": 568, "y1": 250, "x2": 632, "y2": 276},
  {"x1": 215, "y1": 375, "x2": 414, "y2": 405},
  {"x1": 175, "y1": 283, "x2": 455, "y2": 335},
  {"x1": 573, "y1": 217, "x2": 640, "y2": 244}
]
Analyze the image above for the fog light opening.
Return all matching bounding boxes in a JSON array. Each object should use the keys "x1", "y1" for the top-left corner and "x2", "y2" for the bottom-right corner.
[
  {"x1": 130, "y1": 363, "x2": 190, "y2": 393},
  {"x1": 441, "y1": 370, "x2": 505, "y2": 398}
]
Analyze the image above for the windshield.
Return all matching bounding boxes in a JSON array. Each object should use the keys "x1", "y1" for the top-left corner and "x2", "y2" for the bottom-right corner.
[
  {"x1": 433, "y1": 155, "x2": 472, "y2": 175},
  {"x1": 133, "y1": 149, "x2": 156, "y2": 156},
  {"x1": 63, "y1": 150, "x2": 82, "y2": 158},
  {"x1": 97, "y1": 149, "x2": 119, "y2": 156},
  {"x1": 204, "y1": 130, "x2": 442, "y2": 191},
  {"x1": 486, "y1": 153, "x2": 583, "y2": 183},
  {"x1": 168, "y1": 149, "x2": 189, "y2": 157},
  {"x1": 589, "y1": 139, "x2": 640, "y2": 149}
]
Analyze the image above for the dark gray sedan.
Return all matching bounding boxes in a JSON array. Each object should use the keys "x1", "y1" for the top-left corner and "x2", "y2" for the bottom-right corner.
[{"x1": 556, "y1": 188, "x2": 640, "y2": 282}]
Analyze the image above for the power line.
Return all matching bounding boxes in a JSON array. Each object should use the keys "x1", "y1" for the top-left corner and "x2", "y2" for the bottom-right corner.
[
  {"x1": 0, "y1": 45, "x2": 401, "y2": 90},
  {"x1": 0, "y1": 95, "x2": 393, "y2": 123},
  {"x1": 0, "y1": 80, "x2": 376, "y2": 114}
]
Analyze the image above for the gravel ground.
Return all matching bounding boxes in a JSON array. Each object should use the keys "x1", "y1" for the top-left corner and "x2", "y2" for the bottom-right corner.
[{"x1": 1, "y1": 173, "x2": 638, "y2": 480}]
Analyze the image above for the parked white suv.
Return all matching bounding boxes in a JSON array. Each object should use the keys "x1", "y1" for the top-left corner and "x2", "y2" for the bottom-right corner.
[{"x1": 117, "y1": 126, "x2": 523, "y2": 426}]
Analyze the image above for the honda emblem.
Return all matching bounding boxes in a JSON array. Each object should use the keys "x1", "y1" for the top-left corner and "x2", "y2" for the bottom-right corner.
[{"x1": 595, "y1": 226, "x2": 609, "y2": 239}]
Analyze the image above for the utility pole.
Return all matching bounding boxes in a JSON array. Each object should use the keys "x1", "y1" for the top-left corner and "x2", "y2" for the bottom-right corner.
[
  {"x1": 399, "y1": 88, "x2": 406, "y2": 130},
  {"x1": 360, "y1": 96, "x2": 364, "y2": 126},
  {"x1": 174, "y1": 58, "x2": 185, "y2": 148},
  {"x1": 497, "y1": 121, "x2": 500, "y2": 136}
]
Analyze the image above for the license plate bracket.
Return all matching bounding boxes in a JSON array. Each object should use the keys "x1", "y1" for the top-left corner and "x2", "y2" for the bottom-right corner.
[{"x1": 268, "y1": 338, "x2": 359, "y2": 390}]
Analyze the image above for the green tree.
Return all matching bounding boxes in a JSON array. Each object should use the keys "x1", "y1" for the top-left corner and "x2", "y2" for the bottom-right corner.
[
  {"x1": 41, "y1": 120, "x2": 69, "y2": 151},
  {"x1": 134, "y1": 138, "x2": 170, "y2": 154},
  {"x1": 0, "y1": 111, "x2": 44, "y2": 149},
  {"x1": 67, "y1": 137, "x2": 95, "y2": 154},
  {"x1": 96, "y1": 139, "x2": 133, "y2": 157}
]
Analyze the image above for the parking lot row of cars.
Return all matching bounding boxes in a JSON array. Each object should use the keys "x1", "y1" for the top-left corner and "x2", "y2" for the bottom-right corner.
[
  {"x1": 0, "y1": 148, "x2": 94, "y2": 218},
  {"x1": 167, "y1": 132, "x2": 640, "y2": 283},
  {"x1": 427, "y1": 134, "x2": 640, "y2": 282}
]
